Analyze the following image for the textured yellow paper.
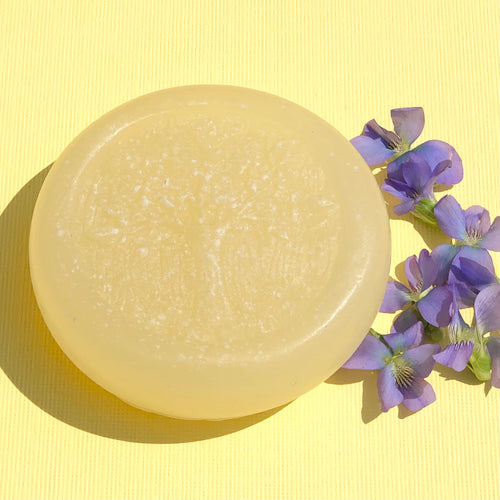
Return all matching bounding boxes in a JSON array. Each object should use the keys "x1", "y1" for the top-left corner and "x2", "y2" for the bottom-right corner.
[{"x1": 0, "y1": 1, "x2": 498, "y2": 499}]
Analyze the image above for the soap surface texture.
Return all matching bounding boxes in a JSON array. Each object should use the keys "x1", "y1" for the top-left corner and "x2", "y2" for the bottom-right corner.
[{"x1": 30, "y1": 86, "x2": 390, "y2": 419}]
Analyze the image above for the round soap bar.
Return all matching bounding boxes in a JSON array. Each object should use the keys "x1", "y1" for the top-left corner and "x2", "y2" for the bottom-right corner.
[{"x1": 30, "y1": 86, "x2": 390, "y2": 420}]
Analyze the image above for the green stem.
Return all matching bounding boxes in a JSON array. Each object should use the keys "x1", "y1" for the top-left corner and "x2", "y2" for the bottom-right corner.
[
  {"x1": 412, "y1": 198, "x2": 438, "y2": 226},
  {"x1": 467, "y1": 342, "x2": 491, "y2": 381}
]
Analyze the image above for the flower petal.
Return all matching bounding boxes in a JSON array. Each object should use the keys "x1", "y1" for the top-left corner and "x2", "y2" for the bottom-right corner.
[
  {"x1": 391, "y1": 107, "x2": 425, "y2": 145},
  {"x1": 419, "y1": 249, "x2": 438, "y2": 291},
  {"x1": 417, "y1": 285, "x2": 453, "y2": 326},
  {"x1": 486, "y1": 337, "x2": 500, "y2": 388},
  {"x1": 362, "y1": 120, "x2": 381, "y2": 139},
  {"x1": 474, "y1": 283, "x2": 500, "y2": 336},
  {"x1": 382, "y1": 178, "x2": 413, "y2": 200},
  {"x1": 454, "y1": 257, "x2": 497, "y2": 289},
  {"x1": 393, "y1": 199, "x2": 416, "y2": 216},
  {"x1": 448, "y1": 304, "x2": 470, "y2": 340},
  {"x1": 405, "y1": 255, "x2": 423, "y2": 294},
  {"x1": 410, "y1": 140, "x2": 463, "y2": 186},
  {"x1": 363, "y1": 119, "x2": 397, "y2": 144},
  {"x1": 400, "y1": 378, "x2": 436, "y2": 412},
  {"x1": 431, "y1": 244, "x2": 460, "y2": 285},
  {"x1": 434, "y1": 195, "x2": 467, "y2": 241},
  {"x1": 379, "y1": 280, "x2": 412, "y2": 313},
  {"x1": 342, "y1": 334, "x2": 389, "y2": 370},
  {"x1": 350, "y1": 135, "x2": 395, "y2": 166},
  {"x1": 433, "y1": 341, "x2": 474, "y2": 371},
  {"x1": 377, "y1": 365, "x2": 404, "y2": 412},
  {"x1": 449, "y1": 257, "x2": 497, "y2": 308},
  {"x1": 386, "y1": 154, "x2": 407, "y2": 182},
  {"x1": 453, "y1": 245, "x2": 495, "y2": 274},
  {"x1": 383, "y1": 332, "x2": 408, "y2": 353},
  {"x1": 421, "y1": 160, "x2": 452, "y2": 199},
  {"x1": 404, "y1": 343, "x2": 441, "y2": 378},
  {"x1": 479, "y1": 216, "x2": 500, "y2": 251},
  {"x1": 401, "y1": 321, "x2": 425, "y2": 348},
  {"x1": 448, "y1": 256, "x2": 492, "y2": 308},
  {"x1": 448, "y1": 268, "x2": 478, "y2": 308},
  {"x1": 391, "y1": 308, "x2": 420, "y2": 333},
  {"x1": 401, "y1": 154, "x2": 432, "y2": 193},
  {"x1": 385, "y1": 323, "x2": 423, "y2": 350}
]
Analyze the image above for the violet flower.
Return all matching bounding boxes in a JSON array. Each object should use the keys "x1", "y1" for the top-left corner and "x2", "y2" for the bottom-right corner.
[
  {"x1": 431, "y1": 196, "x2": 500, "y2": 285},
  {"x1": 380, "y1": 249, "x2": 453, "y2": 327},
  {"x1": 382, "y1": 154, "x2": 451, "y2": 223},
  {"x1": 434, "y1": 195, "x2": 500, "y2": 250},
  {"x1": 350, "y1": 107, "x2": 425, "y2": 166},
  {"x1": 350, "y1": 107, "x2": 463, "y2": 186},
  {"x1": 387, "y1": 139, "x2": 463, "y2": 187},
  {"x1": 434, "y1": 284, "x2": 500, "y2": 384},
  {"x1": 342, "y1": 322, "x2": 441, "y2": 412}
]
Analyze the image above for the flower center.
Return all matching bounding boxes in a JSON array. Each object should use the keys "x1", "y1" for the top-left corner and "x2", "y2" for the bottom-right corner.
[
  {"x1": 409, "y1": 282, "x2": 428, "y2": 302},
  {"x1": 390, "y1": 355, "x2": 415, "y2": 388},
  {"x1": 365, "y1": 119, "x2": 409, "y2": 152},
  {"x1": 449, "y1": 321, "x2": 472, "y2": 343},
  {"x1": 463, "y1": 230, "x2": 481, "y2": 246},
  {"x1": 406, "y1": 187, "x2": 421, "y2": 200},
  {"x1": 463, "y1": 218, "x2": 484, "y2": 246},
  {"x1": 391, "y1": 139, "x2": 411, "y2": 155}
]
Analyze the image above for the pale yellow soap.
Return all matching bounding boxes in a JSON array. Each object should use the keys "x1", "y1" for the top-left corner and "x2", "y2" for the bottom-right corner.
[{"x1": 29, "y1": 86, "x2": 390, "y2": 420}]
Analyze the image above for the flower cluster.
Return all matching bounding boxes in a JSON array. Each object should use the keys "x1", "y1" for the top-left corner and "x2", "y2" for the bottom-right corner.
[{"x1": 344, "y1": 108, "x2": 500, "y2": 413}]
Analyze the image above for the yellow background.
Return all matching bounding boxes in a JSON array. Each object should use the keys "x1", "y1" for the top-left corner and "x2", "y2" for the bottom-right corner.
[{"x1": 1, "y1": 1, "x2": 498, "y2": 498}]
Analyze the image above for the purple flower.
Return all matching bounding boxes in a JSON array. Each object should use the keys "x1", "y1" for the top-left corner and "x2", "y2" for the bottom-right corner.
[
  {"x1": 434, "y1": 284, "x2": 500, "y2": 384},
  {"x1": 380, "y1": 249, "x2": 453, "y2": 327},
  {"x1": 350, "y1": 107, "x2": 463, "y2": 186},
  {"x1": 387, "y1": 140, "x2": 463, "y2": 187},
  {"x1": 434, "y1": 195, "x2": 500, "y2": 250},
  {"x1": 351, "y1": 108, "x2": 424, "y2": 166},
  {"x1": 382, "y1": 154, "x2": 450, "y2": 222},
  {"x1": 343, "y1": 323, "x2": 441, "y2": 412},
  {"x1": 430, "y1": 197, "x2": 500, "y2": 288}
]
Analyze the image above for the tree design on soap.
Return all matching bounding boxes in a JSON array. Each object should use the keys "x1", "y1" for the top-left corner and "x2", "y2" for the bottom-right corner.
[{"x1": 61, "y1": 113, "x2": 339, "y2": 357}]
